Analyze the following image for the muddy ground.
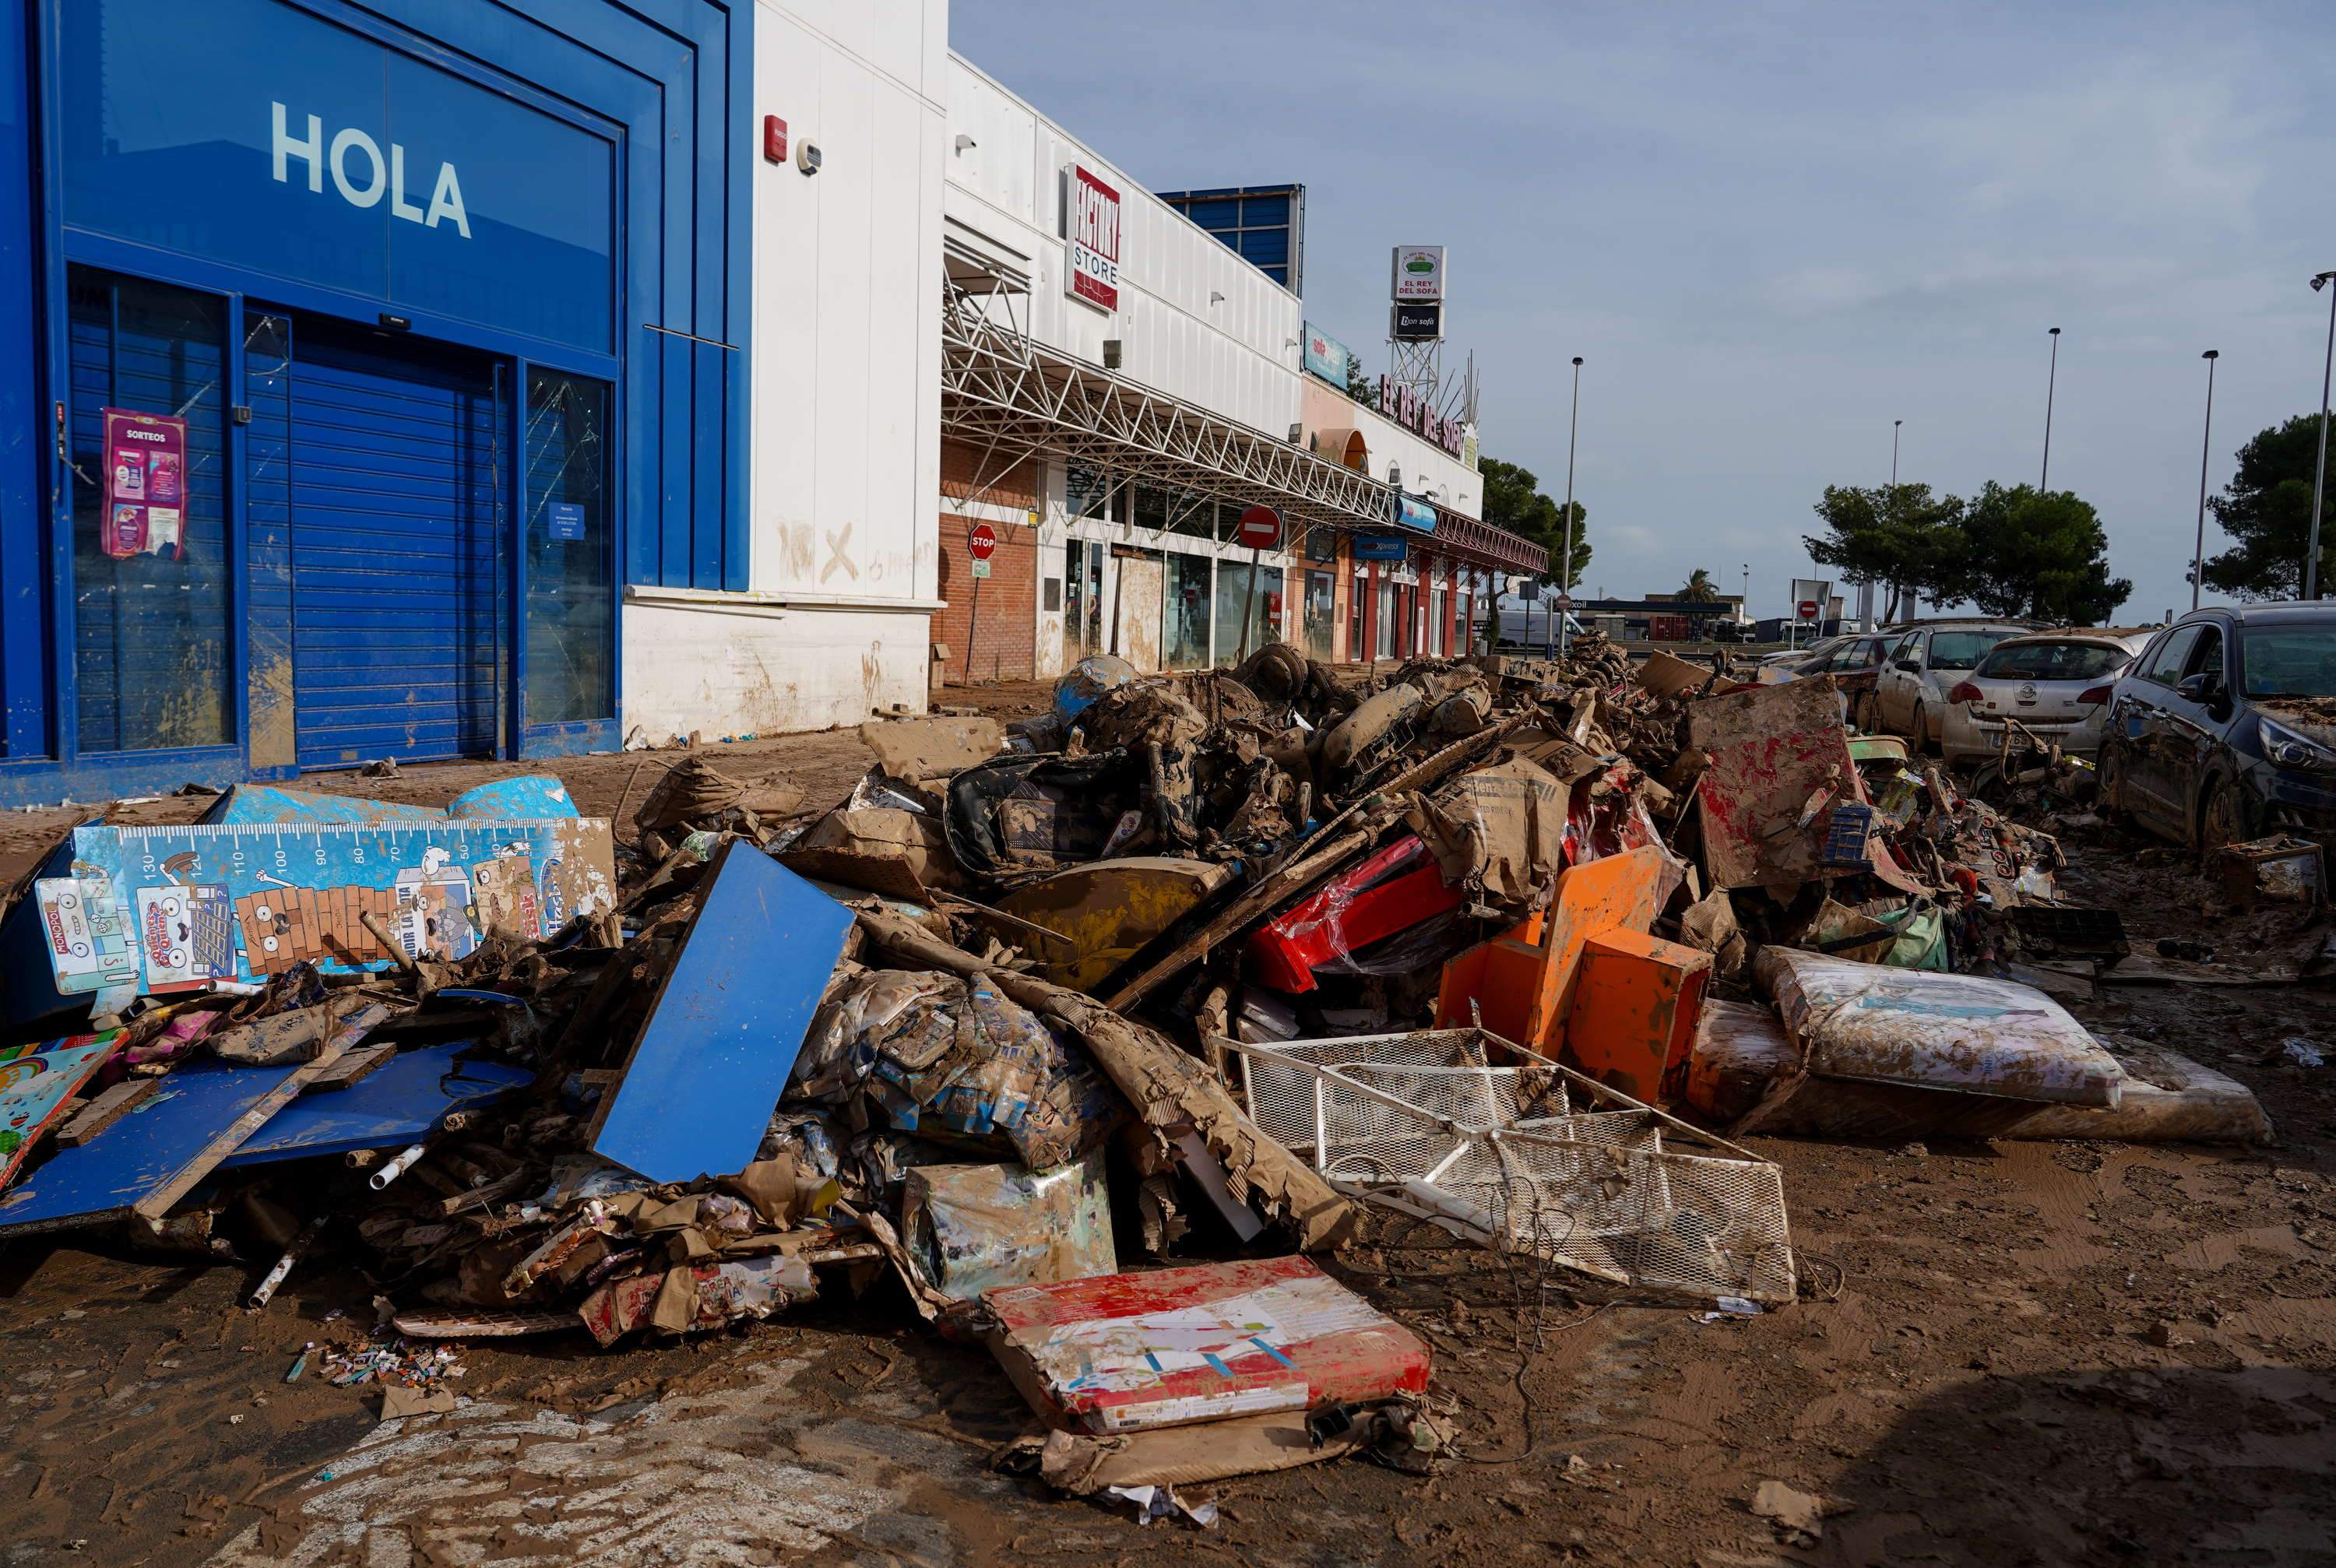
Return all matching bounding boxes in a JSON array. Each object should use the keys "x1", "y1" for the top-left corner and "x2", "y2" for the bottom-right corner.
[{"x1": 2, "y1": 684, "x2": 2332, "y2": 1566}]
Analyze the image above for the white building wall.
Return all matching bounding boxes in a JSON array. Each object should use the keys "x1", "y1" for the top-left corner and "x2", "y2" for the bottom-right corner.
[
  {"x1": 945, "y1": 56, "x2": 1303, "y2": 440},
  {"x1": 624, "y1": 0, "x2": 948, "y2": 739}
]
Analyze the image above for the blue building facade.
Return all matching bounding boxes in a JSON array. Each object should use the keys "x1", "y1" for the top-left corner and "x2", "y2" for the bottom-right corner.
[{"x1": 0, "y1": 0, "x2": 751, "y2": 805}]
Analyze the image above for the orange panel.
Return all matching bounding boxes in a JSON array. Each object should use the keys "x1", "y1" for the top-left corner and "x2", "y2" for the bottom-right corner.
[
  {"x1": 1564, "y1": 928, "x2": 1713, "y2": 1103},
  {"x1": 1434, "y1": 845, "x2": 1670, "y2": 1053}
]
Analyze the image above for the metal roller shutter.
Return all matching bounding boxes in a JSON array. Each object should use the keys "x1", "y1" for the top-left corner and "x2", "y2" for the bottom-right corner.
[{"x1": 287, "y1": 317, "x2": 505, "y2": 769}]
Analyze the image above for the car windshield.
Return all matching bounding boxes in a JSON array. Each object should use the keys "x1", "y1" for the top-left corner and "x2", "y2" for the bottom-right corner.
[
  {"x1": 1928, "y1": 628, "x2": 2018, "y2": 670},
  {"x1": 1975, "y1": 641, "x2": 2130, "y2": 681},
  {"x1": 2241, "y1": 624, "x2": 2336, "y2": 698}
]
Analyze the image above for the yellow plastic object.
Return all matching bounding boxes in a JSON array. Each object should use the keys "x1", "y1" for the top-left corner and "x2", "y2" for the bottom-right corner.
[{"x1": 995, "y1": 857, "x2": 1233, "y2": 993}]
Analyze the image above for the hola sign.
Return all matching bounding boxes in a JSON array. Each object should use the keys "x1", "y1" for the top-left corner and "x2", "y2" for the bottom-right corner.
[
  {"x1": 272, "y1": 102, "x2": 470, "y2": 237},
  {"x1": 1064, "y1": 164, "x2": 1122, "y2": 312}
]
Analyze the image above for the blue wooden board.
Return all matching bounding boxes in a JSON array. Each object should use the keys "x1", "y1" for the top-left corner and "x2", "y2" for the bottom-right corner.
[
  {"x1": 589, "y1": 841, "x2": 854, "y2": 1184},
  {"x1": 221, "y1": 1044, "x2": 533, "y2": 1167},
  {"x1": 202, "y1": 776, "x2": 579, "y2": 827},
  {"x1": 0, "y1": 1056, "x2": 310, "y2": 1236}
]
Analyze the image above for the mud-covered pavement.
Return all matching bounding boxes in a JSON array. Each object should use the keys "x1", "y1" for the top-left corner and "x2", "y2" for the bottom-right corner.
[{"x1": 3, "y1": 691, "x2": 2332, "y2": 1568}]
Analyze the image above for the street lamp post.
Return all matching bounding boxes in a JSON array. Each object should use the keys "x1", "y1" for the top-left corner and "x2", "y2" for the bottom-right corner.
[
  {"x1": 2309, "y1": 273, "x2": 2336, "y2": 599},
  {"x1": 2041, "y1": 327, "x2": 2062, "y2": 492},
  {"x1": 1882, "y1": 417, "x2": 1902, "y2": 626},
  {"x1": 2193, "y1": 350, "x2": 2219, "y2": 611},
  {"x1": 1559, "y1": 355, "x2": 1582, "y2": 657}
]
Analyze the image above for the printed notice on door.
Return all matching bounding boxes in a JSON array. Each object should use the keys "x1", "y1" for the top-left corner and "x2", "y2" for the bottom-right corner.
[{"x1": 101, "y1": 406, "x2": 188, "y2": 561}]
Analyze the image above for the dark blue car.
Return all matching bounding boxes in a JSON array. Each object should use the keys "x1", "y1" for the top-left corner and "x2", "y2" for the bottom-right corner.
[{"x1": 2097, "y1": 603, "x2": 2336, "y2": 852}]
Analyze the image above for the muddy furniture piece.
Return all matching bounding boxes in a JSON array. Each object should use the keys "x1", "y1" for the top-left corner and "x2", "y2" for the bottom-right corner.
[
  {"x1": 1689, "y1": 677, "x2": 1861, "y2": 891},
  {"x1": 1564, "y1": 929, "x2": 1712, "y2": 1104},
  {"x1": 1223, "y1": 1027, "x2": 1796, "y2": 1306},
  {"x1": 1431, "y1": 844, "x2": 1670, "y2": 1055},
  {"x1": 1754, "y1": 947, "x2": 2123, "y2": 1106}
]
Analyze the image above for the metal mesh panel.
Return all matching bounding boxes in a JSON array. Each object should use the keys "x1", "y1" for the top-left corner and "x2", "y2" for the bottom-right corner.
[{"x1": 1226, "y1": 1028, "x2": 1796, "y2": 1304}]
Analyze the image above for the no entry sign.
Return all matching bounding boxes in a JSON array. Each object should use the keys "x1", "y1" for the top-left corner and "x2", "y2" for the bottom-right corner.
[
  {"x1": 967, "y1": 522, "x2": 997, "y2": 560},
  {"x1": 1237, "y1": 506, "x2": 1282, "y2": 549},
  {"x1": 1797, "y1": 599, "x2": 1819, "y2": 621}
]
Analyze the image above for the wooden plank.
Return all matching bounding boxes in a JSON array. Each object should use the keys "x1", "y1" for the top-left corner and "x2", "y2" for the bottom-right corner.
[
  {"x1": 128, "y1": 1038, "x2": 353, "y2": 1222},
  {"x1": 53, "y1": 1077, "x2": 158, "y2": 1147},
  {"x1": 308, "y1": 1041, "x2": 394, "y2": 1092}
]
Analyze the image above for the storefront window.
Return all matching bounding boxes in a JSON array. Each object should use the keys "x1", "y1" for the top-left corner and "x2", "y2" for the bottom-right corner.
[
  {"x1": 1303, "y1": 525, "x2": 1337, "y2": 564},
  {"x1": 1430, "y1": 585, "x2": 1448, "y2": 657},
  {"x1": 68, "y1": 267, "x2": 233, "y2": 753},
  {"x1": 1068, "y1": 463, "x2": 1113, "y2": 521},
  {"x1": 1349, "y1": 572, "x2": 1367, "y2": 661},
  {"x1": 1374, "y1": 578, "x2": 1396, "y2": 659},
  {"x1": 1212, "y1": 561, "x2": 1285, "y2": 666},
  {"x1": 524, "y1": 370, "x2": 614, "y2": 725},
  {"x1": 1303, "y1": 570, "x2": 1336, "y2": 660},
  {"x1": 1166, "y1": 553, "x2": 1212, "y2": 668}
]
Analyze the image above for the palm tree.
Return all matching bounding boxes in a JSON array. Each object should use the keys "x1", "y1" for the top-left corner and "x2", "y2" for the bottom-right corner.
[{"x1": 1678, "y1": 568, "x2": 1720, "y2": 602}]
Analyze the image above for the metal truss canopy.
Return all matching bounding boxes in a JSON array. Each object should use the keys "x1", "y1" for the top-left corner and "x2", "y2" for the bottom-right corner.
[{"x1": 941, "y1": 282, "x2": 1544, "y2": 576}]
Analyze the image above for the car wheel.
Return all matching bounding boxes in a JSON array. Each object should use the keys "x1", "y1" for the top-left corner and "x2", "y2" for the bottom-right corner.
[
  {"x1": 1911, "y1": 701, "x2": 1931, "y2": 753},
  {"x1": 2198, "y1": 779, "x2": 2248, "y2": 855},
  {"x1": 1854, "y1": 691, "x2": 1881, "y2": 733},
  {"x1": 2095, "y1": 740, "x2": 2129, "y2": 822}
]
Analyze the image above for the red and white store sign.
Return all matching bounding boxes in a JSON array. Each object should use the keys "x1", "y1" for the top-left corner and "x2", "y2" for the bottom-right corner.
[
  {"x1": 1377, "y1": 374, "x2": 1465, "y2": 459},
  {"x1": 1063, "y1": 163, "x2": 1122, "y2": 313}
]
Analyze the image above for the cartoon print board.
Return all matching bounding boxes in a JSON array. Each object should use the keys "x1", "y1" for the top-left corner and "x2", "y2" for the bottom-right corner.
[
  {"x1": 35, "y1": 819, "x2": 614, "y2": 996},
  {"x1": 0, "y1": 1032, "x2": 121, "y2": 1189}
]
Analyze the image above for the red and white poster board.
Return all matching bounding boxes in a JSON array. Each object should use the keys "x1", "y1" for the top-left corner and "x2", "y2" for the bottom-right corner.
[{"x1": 983, "y1": 1256, "x2": 1431, "y2": 1434}]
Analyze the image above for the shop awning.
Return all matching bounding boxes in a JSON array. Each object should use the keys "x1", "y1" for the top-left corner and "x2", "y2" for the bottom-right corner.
[{"x1": 941, "y1": 280, "x2": 1542, "y2": 574}]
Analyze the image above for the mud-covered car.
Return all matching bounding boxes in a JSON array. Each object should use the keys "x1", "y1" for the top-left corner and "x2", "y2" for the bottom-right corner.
[
  {"x1": 2097, "y1": 603, "x2": 2336, "y2": 852},
  {"x1": 1939, "y1": 629, "x2": 2152, "y2": 768}
]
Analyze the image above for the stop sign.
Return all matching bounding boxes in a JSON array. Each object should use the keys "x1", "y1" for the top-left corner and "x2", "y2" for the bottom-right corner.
[
  {"x1": 1797, "y1": 599, "x2": 1819, "y2": 621},
  {"x1": 1236, "y1": 505, "x2": 1282, "y2": 549},
  {"x1": 967, "y1": 522, "x2": 997, "y2": 560}
]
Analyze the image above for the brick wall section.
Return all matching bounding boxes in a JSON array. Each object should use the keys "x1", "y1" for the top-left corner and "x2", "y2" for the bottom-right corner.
[{"x1": 938, "y1": 440, "x2": 1041, "y2": 684}]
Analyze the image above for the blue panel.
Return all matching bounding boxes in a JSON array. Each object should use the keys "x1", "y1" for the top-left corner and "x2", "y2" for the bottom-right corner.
[
  {"x1": 590, "y1": 840, "x2": 854, "y2": 1183},
  {"x1": 220, "y1": 1043, "x2": 533, "y2": 1165},
  {"x1": 0, "y1": 4, "x2": 45, "y2": 759},
  {"x1": 1183, "y1": 198, "x2": 1239, "y2": 228},
  {"x1": 1240, "y1": 195, "x2": 1289, "y2": 226},
  {"x1": 287, "y1": 316, "x2": 503, "y2": 768},
  {"x1": 58, "y1": 0, "x2": 617, "y2": 355},
  {"x1": 0, "y1": 1055, "x2": 310, "y2": 1235},
  {"x1": 1237, "y1": 230, "x2": 1289, "y2": 266}
]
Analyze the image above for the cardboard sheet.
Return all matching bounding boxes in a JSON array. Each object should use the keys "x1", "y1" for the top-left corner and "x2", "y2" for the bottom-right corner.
[{"x1": 588, "y1": 840, "x2": 853, "y2": 1183}]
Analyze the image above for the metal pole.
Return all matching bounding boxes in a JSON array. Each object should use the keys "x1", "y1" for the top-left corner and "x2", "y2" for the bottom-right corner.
[
  {"x1": 2309, "y1": 274, "x2": 2336, "y2": 600},
  {"x1": 1239, "y1": 542, "x2": 1261, "y2": 661},
  {"x1": 2193, "y1": 350, "x2": 2219, "y2": 611},
  {"x1": 1559, "y1": 355, "x2": 1581, "y2": 657},
  {"x1": 2041, "y1": 327, "x2": 2061, "y2": 491},
  {"x1": 960, "y1": 522, "x2": 983, "y2": 684}
]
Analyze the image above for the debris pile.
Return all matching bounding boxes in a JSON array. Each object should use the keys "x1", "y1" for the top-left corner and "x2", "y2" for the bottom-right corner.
[{"x1": 0, "y1": 636, "x2": 2285, "y2": 1508}]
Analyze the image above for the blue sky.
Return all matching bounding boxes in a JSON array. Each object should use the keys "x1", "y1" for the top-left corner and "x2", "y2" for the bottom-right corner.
[{"x1": 952, "y1": 0, "x2": 2333, "y2": 621}]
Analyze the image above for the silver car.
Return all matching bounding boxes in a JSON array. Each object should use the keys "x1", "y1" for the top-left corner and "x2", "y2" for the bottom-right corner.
[
  {"x1": 1866, "y1": 621, "x2": 2030, "y2": 747},
  {"x1": 1940, "y1": 630, "x2": 2152, "y2": 767}
]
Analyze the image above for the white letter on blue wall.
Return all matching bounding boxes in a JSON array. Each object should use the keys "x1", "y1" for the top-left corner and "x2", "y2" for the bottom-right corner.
[
  {"x1": 426, "y1": 162, "x2": 470, "y2": 239},
  {"x1": 389, "y1": 145, "x2": 425, "y2": 223},
  {"x1": 272, "y1": 102, "x2": 322, "y2": 193},
  {"x1": 330, "y1": 128, "x2": 386, "y2": 209}
]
